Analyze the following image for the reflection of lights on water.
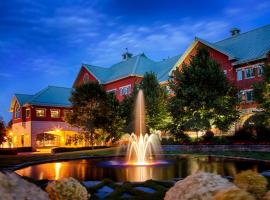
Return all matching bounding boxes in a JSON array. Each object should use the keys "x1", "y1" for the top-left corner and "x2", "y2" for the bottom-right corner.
[
  {"x1": 55, "y1": 162, "x2": 62, "y2": 180},
  {"x1": 126, "y1": 166, "x2": 154, "y2": 182}
]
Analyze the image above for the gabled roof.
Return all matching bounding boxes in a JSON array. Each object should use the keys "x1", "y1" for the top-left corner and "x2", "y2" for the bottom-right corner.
[
  {"x1": 215, "y1": 24, "x2": 270, "y2": 65},
  {"x1": 82, "y1": 53, "x2": 180, "y2": 84},
  {"x1": 10, "y1": 86, "x2": 72, "y2": 111},
  {"x1": 170, "y1": 24, "x2": 270, "y2": 74}
]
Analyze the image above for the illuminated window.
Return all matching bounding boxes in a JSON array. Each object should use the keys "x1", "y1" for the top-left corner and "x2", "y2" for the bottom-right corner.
[
  {"x1": 244, "y1": 67, "x2": 255, "y2": 79},
  {"x1": 26, "y1": 109, "x2": 31, "y2": 118},
  {"x1": 36, "y1": 108, "x2": 46, "y2": 117},
  {"x1": 236, "y1": 69, "x2": 242, "y2": 81},
  {"x1": 50, "y1": 109, "x2": 60, "y2": 118},
  {"x1": 119, "y1": 85, "x2": 131, "y2": 96},
  {"x1": 15, "y1": 105, "x2": 21, "y2": 119}
]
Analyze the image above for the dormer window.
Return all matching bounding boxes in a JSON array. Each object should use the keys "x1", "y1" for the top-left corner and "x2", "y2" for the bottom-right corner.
[
  {"x1": 15, "y1": 105, "x2": 21, "y2": 119},
  {"x1": 83, "y1": 73, "x2": 90, "y2": 84},
  {"x1": 119, "y1": 85, "x2": 131, "y2": 96}
]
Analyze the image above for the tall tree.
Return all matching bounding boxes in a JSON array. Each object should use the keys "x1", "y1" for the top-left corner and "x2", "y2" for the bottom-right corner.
[
  {"x1": 140, "y1": 72, "x2": 171, "y2": 132},
  {"x1": 65, "y1": 82, "x2": 108, "y2": 146},
  {"x1": 0, "y1": 118, "x2": 6, "y2": 145},
  {"x1": 104, "y1": 93, "x2": 125, "y2": 143},
  {"x1": 253, "y1": 62, "x2": 270, "y2": 125},
  {"x1": 168, "y1": 47, "x2": 239, "y2": 136}
]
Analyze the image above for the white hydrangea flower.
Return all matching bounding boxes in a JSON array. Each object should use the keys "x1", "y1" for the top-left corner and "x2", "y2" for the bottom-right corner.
[
  {"x1": 46, "y1": 177, "x2": 89, "y2": 200},
  {"x1": 164, "y1": 172, "x2": 236, "y2": 200},
  {"x1": 0, "y1": 172, "x2": 49, "y2": 200}
]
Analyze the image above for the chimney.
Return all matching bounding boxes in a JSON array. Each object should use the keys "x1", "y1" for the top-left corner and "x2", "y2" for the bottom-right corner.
[
  {"x1": 122, "y1": 48, "x2": 133, "y2": 60},
  {"x1": 230, "y1": 28, "x2": 240, "y2": 36}
]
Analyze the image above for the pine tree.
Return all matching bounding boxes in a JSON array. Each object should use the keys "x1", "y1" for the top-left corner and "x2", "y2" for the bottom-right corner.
[
  {"x1": 168, "y1": 47, "x2": 239, "y2": 136},
  {"x1": 0, "y1": 118, "x2": 6, "y2": 145}
]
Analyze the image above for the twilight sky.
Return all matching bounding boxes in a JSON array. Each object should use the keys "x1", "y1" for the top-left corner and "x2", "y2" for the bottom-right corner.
[{"x1": 0, "y1": 0, "x2": 270, "y2": 122}]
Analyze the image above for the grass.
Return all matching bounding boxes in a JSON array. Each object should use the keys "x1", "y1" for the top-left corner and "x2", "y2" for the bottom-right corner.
[
  {"x1": 0, "y1": 147, "x2": 117, "y2": 169},
  {"x1": 1, "y1": 148, "x2": 270, "y2": 169}
]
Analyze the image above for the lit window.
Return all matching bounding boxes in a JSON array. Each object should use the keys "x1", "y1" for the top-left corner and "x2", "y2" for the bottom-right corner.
[
  {"x1": 246, "y1": 90, "x2": 254, "y2": 102},
  {"x1": 258, "y1": 64, "x2": 264, "y2": 77},
  {"x1": 119, "y1": 85, "x2": 131, "y2": 96},
  {"x1": 15, "y1": 105, "x2": 21, "y2": 119},
  {"x1": 36, "y1": 108, "x2": 46, "y2": 117},
  {"x1": 50, "y1": 109, "x2": 60, "y2": 118},
  {"x1": 83, "y1": 73, "x2": 90, "y2": 84},
  {"x1": 26, "y1": 109, "x2": 31, "y2": 118},
  {"x1": 236, "y1": 69, "x2": 242, "y2": 81},
  {"x1": 244, "y1": 67, "x2": 255, "y2": 79}
]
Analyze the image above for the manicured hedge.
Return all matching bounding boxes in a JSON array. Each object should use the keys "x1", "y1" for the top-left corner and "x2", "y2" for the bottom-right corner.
[
  {"x1": 0, "y1": 148, "x2": 18, "y2": 155},
  {"x1": 51, "y1": 146, "x2": 109, "y2": 154}
]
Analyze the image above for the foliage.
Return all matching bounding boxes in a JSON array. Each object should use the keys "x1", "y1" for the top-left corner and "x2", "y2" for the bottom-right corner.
[
  {"x1": 0, "y1": 118, "x2": 6, "y2": 145},
  {"x1": 46, "y1": 177, "x2": 89, "y2": 200},
  {"x1": 213, "y1": 187, "x2": 255, "y2": 200},
  {"x1": 104, "y1": 93, "x2": 125, "y2": 143},
  {"x1": 139, "y1": 72, "x2": 171, "y2": 132},
  {"x1": 164, "y1": 172, "x2": 236, "y2": 200},
  {"x1": 0, "y1": 172, "x2": 49, "y2": 200},
  {"x1": 65, "y1": 82, "x2": 109, "y2": 146},
  {"x1": 119, "y1": 93, "x2": 136, "y2": 132},
  {"x1": 234, "y1": 170, "x2": 268, "y2": 199},
  {"x1": 253, "y1": 62, "x2": 270, "y2": 124},
  {"x1": 168, "y1": 47, "x2": 239, "y2": 136}
]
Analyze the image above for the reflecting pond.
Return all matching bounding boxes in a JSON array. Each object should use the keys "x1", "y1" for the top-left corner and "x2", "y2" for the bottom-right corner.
[{"x1": 15, "y1": 155, "x2": 270, "y2": 182}]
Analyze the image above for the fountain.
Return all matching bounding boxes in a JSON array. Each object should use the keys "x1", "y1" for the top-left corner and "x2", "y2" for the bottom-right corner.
[{"x1": 126, "y1": 90, "x2": 163, "y2": 165}]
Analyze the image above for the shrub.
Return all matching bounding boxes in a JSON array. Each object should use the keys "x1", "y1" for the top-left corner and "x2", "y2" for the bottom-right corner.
[
  {"x1": 0, "y1": 148, "x2": 18, "y2": 155},
  {"x1": 233, "y1": 128, "x2": 256, "y2": 142},
  {"x1": 234, "y1": 170, "x2": 268, "y2": 199},
  {"x1": 46, "y1": 177, "x2": 89, "y2": 200},
  {"x1": 0, "y1": 172, "x2": 49, "y2": 200},
  {"x1": 202, "y1": 130, "x2": 214, "y2": 141},
  {"x1": 164, "y1": 172, "x2": 236, "y2": 200},
  {"x1": 213, "y1": 187, "x2": 255, "y2": 200},
  {"x1": 51, "y1": 146, "x2": 108, "y2": 154}
]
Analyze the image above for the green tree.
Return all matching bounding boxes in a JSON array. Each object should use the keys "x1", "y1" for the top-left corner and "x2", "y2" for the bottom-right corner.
[
  {"x1": 65, "y1": 82, "x2": 108, "y2": 146},
  {"x1": 253, "y1": 62, "x2": 270, "y2": 125},
  {"x1": 168, "y1": 47, "x2": 239, "y2": 137},
  {"x1": 140, "y1": 72, "x2": 171, "y2": 132},
  {"x1": 0, "y1": 118, "x2": 6, "y2": 145},
  {"x1": 104, "y1": 93, "x2": 125, "y2": 143}
]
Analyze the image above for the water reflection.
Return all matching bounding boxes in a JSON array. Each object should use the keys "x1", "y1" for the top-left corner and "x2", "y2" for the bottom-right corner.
[{"x1": 15, "y1": 155, "x2": 270, "y2": 182}]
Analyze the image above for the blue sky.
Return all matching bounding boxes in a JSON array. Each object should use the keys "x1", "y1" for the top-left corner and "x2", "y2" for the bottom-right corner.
[{"x1": 0, "y1": 0, "x2": 270, "y2": 122}]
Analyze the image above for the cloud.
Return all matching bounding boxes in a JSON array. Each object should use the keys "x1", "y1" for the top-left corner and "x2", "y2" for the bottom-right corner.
[
  {"x1": 87, "y1": 19, "x2": 230, "y2": 66},
  {"x1": 0, "y1": 72, "x2": 13, "y2": 78}
]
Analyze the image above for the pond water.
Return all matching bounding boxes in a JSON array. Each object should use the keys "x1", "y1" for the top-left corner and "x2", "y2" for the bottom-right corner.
[{"x1": 15, "y1": 155, "x2": 270, "y2": 182}]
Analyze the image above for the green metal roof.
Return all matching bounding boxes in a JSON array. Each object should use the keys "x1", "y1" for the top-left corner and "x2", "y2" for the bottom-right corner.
[
  {"x1": 14, "y1": 86, "x2": 72, "y2": 107},
  {"x1": 83, "y1": 53, "x2": 180, "y2": 83},
  {"x1": 214, "y1": 24, "x2": 270, "y2": 65}
]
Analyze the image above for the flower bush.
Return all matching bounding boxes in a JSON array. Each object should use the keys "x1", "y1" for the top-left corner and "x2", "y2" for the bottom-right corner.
[
  {"x1": 45, "y1": 177, "x2": 89, "y2": 200},
  {"x1": 213, "y1": 187, "x2": 255, "y2": 200},
  {"x1": 0, "y1": 172, "x2": 49, "y2": 200},
  {"x1": 164, "y1": 172, "x2": 236, "y2": 200},
  {"x1": 234, "y1": 170, "x2": 268, "y2": 199}
]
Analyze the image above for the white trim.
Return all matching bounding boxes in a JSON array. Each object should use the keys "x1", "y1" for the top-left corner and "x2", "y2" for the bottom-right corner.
[{"x1": 106, "y1": 89, "x2": 117, "y2": 93}]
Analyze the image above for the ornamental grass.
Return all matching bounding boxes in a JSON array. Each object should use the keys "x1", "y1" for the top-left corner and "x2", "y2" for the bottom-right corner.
[
  {"x1": 213, "y1": 187, "x2": 255, "y2": 200},
  {"x1": 234, "y1": 170, "x2": 268, "y2": 199},
  {"x1": 45, "y1": 177, "x2": 89, "y2": 200}
]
